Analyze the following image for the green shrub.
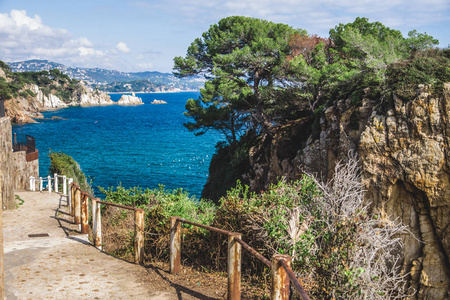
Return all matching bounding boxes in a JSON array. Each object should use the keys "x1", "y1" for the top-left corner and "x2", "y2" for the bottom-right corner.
[
  {"x1": 48, "y1": 151, "x2": 93, "y2": 195},
  {"x1": 95, "y1": 156, "x2": 412, "y2": 299},
  {"x1": 387, "y1": 48, "x2": 450, "y2": 101}
]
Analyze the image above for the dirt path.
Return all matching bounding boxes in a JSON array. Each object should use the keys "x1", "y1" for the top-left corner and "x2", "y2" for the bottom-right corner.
[{"x1": 3, "y1": 191, "x2": 227, "y2": 299}]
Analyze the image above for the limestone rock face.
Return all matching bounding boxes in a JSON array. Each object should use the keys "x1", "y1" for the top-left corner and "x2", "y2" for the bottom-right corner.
[
  {"x1": 116, "y1": 94, "x2": 143, "y2": 105},
  {"x1": 4, "y1": 84, "x2": 114, "y2": 123},
  {"x1": 77, "y1": 85, "x2": 115, "y2": 106},
  {"x1": 29, "y1": 84, "x2": 67, "y2": 109},
  {"x1": 243, "y1": 84, "x2": 450, "y2": 299},
  {"x1": 358, "y1": 84, "x2": 450, "y2": 299}
]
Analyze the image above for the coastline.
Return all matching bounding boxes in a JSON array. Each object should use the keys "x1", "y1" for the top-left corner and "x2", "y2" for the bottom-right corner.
[
  {"x1": 12, "y1": 91, "x2": 219, "y2": 199},
  {"x1": 106, "y1": 89, "x2": 199, "y2": 94}
]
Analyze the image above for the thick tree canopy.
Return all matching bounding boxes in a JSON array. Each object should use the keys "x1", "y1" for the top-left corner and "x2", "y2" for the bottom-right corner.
[
  {"x1": 174, "y1": 16, "x2": 307, "y2": 144},
  {"x1": 175, "y1": 16, "x2": 441, "y2": 146}
]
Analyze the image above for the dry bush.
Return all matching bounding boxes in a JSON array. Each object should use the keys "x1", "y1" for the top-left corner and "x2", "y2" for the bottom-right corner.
[
  {"x1": 300, "y1": 153, "x2": 414, "y2": 299},
  {"x1": 101, "y1": 206, "x2": 136, "y2": 261}
]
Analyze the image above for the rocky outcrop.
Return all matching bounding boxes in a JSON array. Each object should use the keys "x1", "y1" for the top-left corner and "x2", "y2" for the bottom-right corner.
[
  {"x1": 239, "y1": 84, "x2": 450, "y2": 299},
  {"x1": 5, "y1": 84, "x2": 115, "y2": 123},
  {"x1": 29, "y1": 84, "x2": 67, "y2": 109},
  {"x1": 151, "y1": 99, "x2": 167, "y2": 104},
  {"x1": 116, "y1": 94, "x2": 143, "y2": 105},
  {"x1": 77, "y1": 85, "x2": 115, "y2": 106}
]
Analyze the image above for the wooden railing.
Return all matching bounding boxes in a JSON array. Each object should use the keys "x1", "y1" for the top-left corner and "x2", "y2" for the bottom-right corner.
[
  {"x1": 69, "y1": 182, "x2": 145, "y2": 263},
  {"x1": 65, "y1": 182, "x2": 309, "y2": 300},
  {"x1": 170, "y1": 217, "x2": 310, "y2": 300}
]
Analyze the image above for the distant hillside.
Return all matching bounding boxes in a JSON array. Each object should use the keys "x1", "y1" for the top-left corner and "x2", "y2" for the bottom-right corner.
[
  {"x1": 7, "y1": 60, "x2": 204, "y2": 92},
  {"x1": 0, "y1": 60, "x2": 115, "y2": 123}
]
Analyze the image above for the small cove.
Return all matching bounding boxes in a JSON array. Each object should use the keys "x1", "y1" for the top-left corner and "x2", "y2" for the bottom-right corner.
[{"x1": 12, "y1": 92, "x2": 221, "y2": 198}]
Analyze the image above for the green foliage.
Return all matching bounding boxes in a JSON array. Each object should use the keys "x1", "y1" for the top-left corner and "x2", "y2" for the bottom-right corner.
[
  {"x1": 99, "y1": 185, "x2": 153, "y2": 208},
  {"x1": 99, "y1": 184, "x2": 216, "y2": 226},
  {"x1": 153, "y1": 185, "x2": 216, "y2": 226},
  {"x1": 201, "y1": 133, "x2": 254, "y2": 202},
  {"x1": 387, "y1": 48, "x2": 450, "y2": 101},
  {"x1": 406, "y1": 30, "x2": 439, "y2": 52},
  {"x1": 98, "y1": 79, "x2": 165, "y2": 93},
  {"x1": 0, "y1": 61, "x2": 11, "y2": 73},
  {"x1": 174, "y1": 16, "x2": 308, "y2": 141},
  {"x1": 98, "y1": 157, "x2": 409, "y2": 299},
  {"x1": 48, "y1": 151, "x2": 93, "y2": 195},
  {"x1": 15, "y1": 195, "x2": 24, "y2": 208},
  {"x1": 0, "y1": 77, "x2": 14, "y2": 99},
  {"x1": 330, "y1": 17, "x2": 406, "y2": 59},
  {"x1": 0, "y1": 60, "x2": 81, "y2": 103}
]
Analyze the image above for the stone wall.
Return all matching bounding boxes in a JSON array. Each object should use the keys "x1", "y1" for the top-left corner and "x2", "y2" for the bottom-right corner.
[
  {"x1": 0, "y1": 117, "x2": 14, "y2": 210},
  {"x1": 0, "y1": 116, "x2": 13, "y2": 299},
  {"x1": 12, "y1": 151, "x2": 39, "y2": 190}
]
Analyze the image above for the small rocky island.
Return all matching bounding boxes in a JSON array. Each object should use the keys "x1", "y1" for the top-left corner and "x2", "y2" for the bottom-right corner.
[
  {"x1": 116, "y1": 93, "x2": 144, "y2": 106},
  {"x1": 151, "y1": 99, "x2": 167, "y2": 104}
]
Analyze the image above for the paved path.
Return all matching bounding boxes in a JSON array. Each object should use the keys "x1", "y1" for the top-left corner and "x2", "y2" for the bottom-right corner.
[{"x1": 3, "y1": 191, "x2": 224, "y2": 300}]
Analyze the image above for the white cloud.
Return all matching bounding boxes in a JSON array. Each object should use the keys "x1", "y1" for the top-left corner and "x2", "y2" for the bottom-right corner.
[
  {"x1": 159, "y1": 0, "x2": 450, "y2": 36},
  {"x1": 0, "y1": 9, "x2": 134, "y2": 70},
  {"x1": 135, "y1": 62, "x2": 154, "y2": 70},
  {"x1": 116, "y1": 42, "x2": 131, "y2": 53}
]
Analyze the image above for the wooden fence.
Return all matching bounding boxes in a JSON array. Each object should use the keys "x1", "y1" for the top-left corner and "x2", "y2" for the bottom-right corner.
[{"x1": 67, "y1": 182, "x2": 309, "y2": 300}]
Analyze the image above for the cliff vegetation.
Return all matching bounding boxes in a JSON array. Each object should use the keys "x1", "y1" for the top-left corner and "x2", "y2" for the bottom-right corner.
[
  {"x1": 48, "y1": 151, "x2": 93, "y2": 195},
  {"x1": 62, "y1": 153, "x2": 405, "y2": 299},
  {"x1": 0, "y1": 61, "x2": 115, "y2": 123},
  {"x1": 0, "y1": 62, "x2": 81, "y2": 102},
  {"x1": 174, "y1": 16, "x2": 450, "y2": 299}
]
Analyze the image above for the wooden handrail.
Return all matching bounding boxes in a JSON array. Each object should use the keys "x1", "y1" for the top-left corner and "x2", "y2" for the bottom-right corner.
[
  {"x1": 234, "y1": 237, "x2": 271, "y2": 268},
  {"x1": 69, "y1": 182, "x2": 145, "y2": 263},
  {"x1": 280, "y1": 259, "x2": 310, "y2": 300},
  {"x1": 170, "y1": 217, "x2": 310, "y2": 300},
  {"x1": 96, "y1": 200, "x2": 144, "y2": 212},
  {"x1": 67, "y1": 182, "x2": 309, "y2": 300}
]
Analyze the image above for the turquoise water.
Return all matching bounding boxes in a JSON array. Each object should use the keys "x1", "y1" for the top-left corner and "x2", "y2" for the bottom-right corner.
[{"x1": 12, "y1": 92, "x2": 221, "y2": 198}]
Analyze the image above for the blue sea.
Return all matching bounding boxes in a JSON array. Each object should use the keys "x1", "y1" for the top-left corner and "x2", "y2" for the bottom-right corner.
[{"x1": 12, "y1": 92, "x2": 221, "y2": 198}]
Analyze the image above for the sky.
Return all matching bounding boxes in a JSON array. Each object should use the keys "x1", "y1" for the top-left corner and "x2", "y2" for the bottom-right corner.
[{"x1": 0, "y1": 0, "x2": 449, "y2": 73}]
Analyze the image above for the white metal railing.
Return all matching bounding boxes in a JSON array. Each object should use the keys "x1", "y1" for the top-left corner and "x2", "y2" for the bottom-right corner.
[{"x1": 29, "y1": 174, "x2": 73, "y2": 198}]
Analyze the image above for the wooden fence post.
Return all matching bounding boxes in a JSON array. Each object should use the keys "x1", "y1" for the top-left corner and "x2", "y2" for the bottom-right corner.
[
  {"x1": 228, "y1": 232, "x2": 241, "y2": 300},
  {"x1": 93, "y1": 198, "x2": 102, "y2": 249},
  {"x1": 271, "y1": 254, "x2": 291, "y2": 300},
  {"x1": 68, "y1": 179, "x2": 73, "y2": 214},
  {"x1": 170, "y1": 216, "x2": 181, "y2": 274},
  {"x1": 74, "y1": 188, "x2": 81, "y2": 224},
  {"x1": 134, "y1": 209, "x2": 145, "y2": 264},
  {"x1": 81, "y1": 193, "x2": 89, "y2": 234},
  {"x1": 39, "y1": 177, "x2": 43, "y2": 191}
]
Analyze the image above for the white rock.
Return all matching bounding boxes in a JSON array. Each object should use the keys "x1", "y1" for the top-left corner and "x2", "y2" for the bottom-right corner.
[
  {"x1": 151, "y1": 99, "x2": 167, "y2": 104},
  {"x1": 116, "y1": 94, "x2": 144, "y2": 106}
]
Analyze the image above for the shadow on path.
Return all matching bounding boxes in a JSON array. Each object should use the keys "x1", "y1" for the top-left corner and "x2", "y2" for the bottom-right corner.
[{"x1": 147, "y1": 264, "x2": 222, "y2": 300}]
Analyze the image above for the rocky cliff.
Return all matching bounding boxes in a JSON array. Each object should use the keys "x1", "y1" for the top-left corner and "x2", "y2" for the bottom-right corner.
[
  {"x1": 234, "y1": 84, "x2": 450, "y2": 299},
  {"x1": 5, "y1": 84, "x2": 115, "y2": 123}
]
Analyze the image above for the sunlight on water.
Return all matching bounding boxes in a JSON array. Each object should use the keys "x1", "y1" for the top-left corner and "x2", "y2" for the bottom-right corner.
[{"x1": 12, "y1": 92, "x2": 221, "y2": 198}]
